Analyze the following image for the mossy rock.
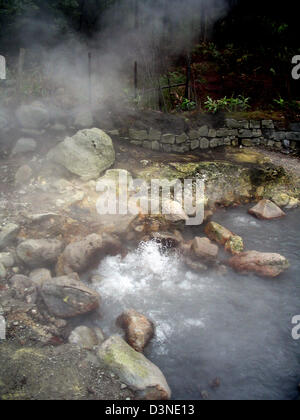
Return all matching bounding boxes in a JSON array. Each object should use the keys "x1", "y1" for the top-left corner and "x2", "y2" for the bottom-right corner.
[
  {"x1": 97, "y1": 335, "x2": 171, "y2": 400},
  {"x1": 225, "y1": 235, "x2": 244, "y2": 255}
]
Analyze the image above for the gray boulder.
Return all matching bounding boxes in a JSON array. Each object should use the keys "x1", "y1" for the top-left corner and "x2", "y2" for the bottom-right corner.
[
  {"x1": 16, "y1": 102, "x2": 49, "y2": 129},
  {"x1": 47, "y1": 128, "x2": 115, "y2": 181},
  {"x1": 11, "y1": 138, "x2": 37, "y2": 156},
  {"x1": 98, "y1": 335, "x2": 171, "y2": 400},
  {"x1": 0, "y1": 252, "x2": 14, "y2": 267},
  {"x1": 40, "y1": 275, "x2": 100, "y2": 318},
  {"x1": 17, "y1": 239, "x2": 63, "y2": 268},
  {"x1": 0, "y1": 223, "x2": 20, "y2": 250}
]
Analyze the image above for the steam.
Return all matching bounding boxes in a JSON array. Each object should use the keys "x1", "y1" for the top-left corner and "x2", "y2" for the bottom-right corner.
[{"x1": 14, "y1": 0, "x2": 229, "y2": 110}]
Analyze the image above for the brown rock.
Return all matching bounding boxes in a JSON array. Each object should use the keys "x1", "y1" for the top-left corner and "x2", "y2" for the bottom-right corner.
[
  {"x1": 56, "y1": 234, "x2": 103, "y2": 275},
  {"x1": 117, "y1": 309, "x2": 154, "y2": 353},
  {"x1": 248, "y1": 199, "x2": 286, "y2": 220},
  {"x1": 228, "y1": 251, "x2": 289, "y2": 278},
  {"x1": 192, "y1": 237, "x2": 219, "y2": 262}
]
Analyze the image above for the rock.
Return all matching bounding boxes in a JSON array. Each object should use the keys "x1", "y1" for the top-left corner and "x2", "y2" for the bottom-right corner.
[
  {"x1": 0, "y1": 223, "x2": 20, "y2": 250},
  {"x1": 0, "y1": 262, "x2": 6, "y2": 279},
  {"x1": 205, "y1": 222, "x2": 244, "y2": 255},
  {"x1": 97, "y1": 335, "x2": 171, "y2": 400},
  {"x1": 47, "y1": 128, "x2": 115, "y2": 181},
  {"x1": 16, "y1": 102, "x2": 49, "y2": 129},
  {"x1": 29, "y1": 268, "x2": 52, "y2": 287},
  {"x1": 162, "y1": 199, "x2": 188, "y2": 223},
  {"x1": 285, "y1": 197, "x2": 299, "y2": 209},
  {"x1": 11, "y1": 138, "x2": 37, "y2": 156},
  {"x1": 56, "y1": 234, "x2": 103, "y2": 275},
  {"x1": 184, "y1": 256, "x2": 208, "y2": 272},
  {"x1": 192, "y1": 237, "x2": 219, "y2": 262},
  {"x1": 149, "y1": 231, "x2": 183, "y2": 248},
  {"x1": 271, "y1": 193, "x2": 291, "y2": 208},
  {"x1": 205, "y1": 222, "x2": 233, "y2": 246},
  {"x1": 0, "y1": 342, "x2": 135, "y2": 400},
  {"x1": 0, "y1": 252, "x2": 14, "y2": 268},
  {"x1": 68, "y1": 326, "x2": 99, "y2": 350},
  {"x1": 15, "y1": 165, "x2": 33, "y2": 185},
  {"x1": 40, "y1": 275, "x2": 100, "y2": 318},
  {"x1": 117, "y1": 309, "x2": 154, "y2": 352},
  {"x1": 224, "y1": 235, "x2": 244, "y2": 255},
  {"x1": 17, "y1": 239, "x2": 64, "y2": 268},
  {"x1": 248, "y1": 199, "x2": 286, "y2": 220},
  {"x1": 101, "y1": 233, "x2": 122, "y2": 256},
  {"x1": 229, "y1": 251, "x2": 290, "y2": 278},
  {"x1": 9, "y1": 275, "x2": 37, "y2": 303}
]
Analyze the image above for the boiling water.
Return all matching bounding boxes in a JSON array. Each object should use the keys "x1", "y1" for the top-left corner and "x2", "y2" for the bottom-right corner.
[{"x1": 92, "y1": 207, "x2": 300, "y2": 400}]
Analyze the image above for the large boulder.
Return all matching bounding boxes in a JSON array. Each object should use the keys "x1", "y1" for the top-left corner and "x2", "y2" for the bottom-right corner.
[
  {"x1": 16, "y1": 102, "x2": 49, "y2": 129},
  {"x1": 47, "y1": 128, "x2": 115, "y2": 181},
  {"x1": 17, "y1": 239, "x2": 64, "y2": 268},
  {"x1": 56, "y1": 234, "x2": 103, "y2": 275},
  {"x1": 117, "y1": 309, "x2": 154, "y2": 353},
  {"x1": 248, "y1": 199, "x2": 286, "y2": 220},
  {"x1": 192, "y1": 237, "x2": 219, "y2": 262},
  {"x1": 39, "y1": 275, "x2": 100, "y2": 318},
  {"x1": 228, "y1": 251, "x2": 290, "y2": 278},
  {"x1": 97, "y1": 335, "x2": 171, "y2": 400}
]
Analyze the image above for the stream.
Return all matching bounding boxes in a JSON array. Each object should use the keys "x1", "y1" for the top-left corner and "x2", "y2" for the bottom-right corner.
[{"x1": 91, "y1": 206, "x2": 300, "y2": 400}]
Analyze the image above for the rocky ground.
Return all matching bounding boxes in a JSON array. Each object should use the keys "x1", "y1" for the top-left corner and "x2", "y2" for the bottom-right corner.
[{"x1": 1, "y1": 101, "x2": 300, "y2": 400}]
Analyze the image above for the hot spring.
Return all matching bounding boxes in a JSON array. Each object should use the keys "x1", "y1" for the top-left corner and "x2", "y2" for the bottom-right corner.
[{"x1": 90, "y1": 206, "x2": 300, "y2": 400}]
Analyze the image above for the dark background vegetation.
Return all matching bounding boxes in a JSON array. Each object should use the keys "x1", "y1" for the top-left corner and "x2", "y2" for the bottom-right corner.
[{"x1": 0, "y1": 0, "x2": 299, "y2": 115}]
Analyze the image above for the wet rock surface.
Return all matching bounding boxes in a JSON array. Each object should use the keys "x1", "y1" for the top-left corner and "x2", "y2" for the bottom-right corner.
[
  {"x1": 192, "y1": 237, "x2": 219, "y2": 262},
  {"x1": 228, "y1": 251, "x2": 290, "y2": 278},
  {"x1": 248, "y1": 199, "x2": 286, "y2": 220},
  {"x1": 117, "y1": 309, "x2": 154, "y2": 353}
]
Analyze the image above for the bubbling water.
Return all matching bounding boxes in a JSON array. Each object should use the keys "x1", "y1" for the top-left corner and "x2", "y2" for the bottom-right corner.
[{"x1": 92, "y1": 208, "x2": 300, "y2": 400}]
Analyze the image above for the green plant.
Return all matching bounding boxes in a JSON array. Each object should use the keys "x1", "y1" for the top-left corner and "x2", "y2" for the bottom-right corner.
[
  {"x1": 273, "y1": 96, "x2": 287, "y2": 108},
  {"x1": 176, "y1": 97, "x2": 196, "y2": 112},
  {"x1": 204, "y1": 95, "x2": 250, "y2": 113},
  {"x1": 273, "y1": 96, "x2": 300, "y2": 114}
]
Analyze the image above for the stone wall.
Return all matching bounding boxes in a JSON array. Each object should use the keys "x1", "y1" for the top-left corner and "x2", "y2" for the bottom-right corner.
[{"x1": 110, "y1": 119, "x2": 300, "y2": 153}]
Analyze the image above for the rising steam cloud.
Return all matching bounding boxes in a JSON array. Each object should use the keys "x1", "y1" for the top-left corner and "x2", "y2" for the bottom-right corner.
[{"x1": 12, "y1": 0, "x2": 229, "y2": 109}]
